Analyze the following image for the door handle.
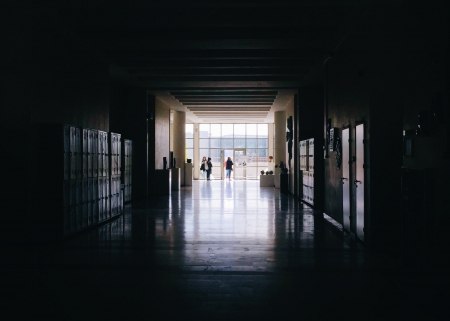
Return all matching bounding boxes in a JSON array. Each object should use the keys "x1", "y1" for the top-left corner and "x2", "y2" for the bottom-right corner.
[
  {"x1": 339, "y1": 177, "x2": 347, "y2": 182},
  {"x1": 354, "y1": 180, "x2": 361, "y2": 187}
]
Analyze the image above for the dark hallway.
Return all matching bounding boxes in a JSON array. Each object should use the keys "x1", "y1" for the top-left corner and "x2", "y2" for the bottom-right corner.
[
  {"x1": 1, "y1": 1, "x2": 449, "y2": 320},
  {"x1": 3, "y1": 181, "x2": 448, "y2": 320}
]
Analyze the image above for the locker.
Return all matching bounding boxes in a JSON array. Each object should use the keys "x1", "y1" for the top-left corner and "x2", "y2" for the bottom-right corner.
[
  {"x1": 92, "y1": 130, "x2": 98, "y2": 178},
  {"x1": 70, "y1": 127, "x2": 77, "y2": 180},
  {"x1": 82, "y1": 129, "x2": 88, "y2": 178},
  {"x1": 63, "y1": 181, "x2": 70, "y2": 235},
  {"x1": 355, "y1": 124, "x2": 365, "y2": 241},
  {"x1": 98, "y1": 178, "x2": 104, "y2": 222},
  {"x1": 117, "y1": 135, "x2": 121, "y2": 176},
  {"x1": 310, "y1": 172, "x2": 314, "y2": 189},
  {"x1": 88, "y1": 130, "x2": 93, "y2": 178},
  {"x1": 82, "y1": 178, "x2": 88, "y2": 229},
  {"x1": 92, "y1": 178, "x2": 98, "y2": 225},
  {"x1": 75, "y1": 128, "x2": 82, "y2": 179},
  {"x1": 308, "y1": 139, "x2": 314, "y2": 171},
  {"x1": 119, "y1": 189, "x2": 123, "y2": 215},
  {"x1": 104, "y1": 177, "x2": 110, "y2": 220},
  {"x1": 63, "y1": 125, "x2": 70, "y2": 180},
  {"x1": 110, "y1": 177, "x2": 115, "y2": 217},
  {"x1": 76, "y1": 179, "x2": 82, "y2": 231},
  {"x1": 342, "y1": 128, "x2": 351, "y2": 232},
  {"x1": 87, "y1": 178, "x2": 93, "y2": 226},
  {"x1": 98, "y1": 131, "x2": 103, "y2": 177},
  {"x1": 113, "y1": 135, "x2": 118, "y2": 176},
  {"x1": 113, "y1": 177, "x2": 118, "y2": 216},
  {"x1": 104, "y1": 133, "x2": 109, "y2": 177}
]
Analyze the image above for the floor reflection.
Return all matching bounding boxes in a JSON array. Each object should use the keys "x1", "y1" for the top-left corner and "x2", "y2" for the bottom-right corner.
[{"x1": 7, "y1": 181, "x2": 435, "y2": 321}]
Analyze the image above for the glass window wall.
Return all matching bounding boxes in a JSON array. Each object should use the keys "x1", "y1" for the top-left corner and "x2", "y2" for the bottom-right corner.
[{"x1": 190, "y1": 123, "x2": 269, "y2": 179}]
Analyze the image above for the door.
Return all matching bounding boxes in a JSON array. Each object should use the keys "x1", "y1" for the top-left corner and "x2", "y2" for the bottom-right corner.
[
  {"x1": 234, "y1": 149, "x2": 246, "y2": 180},
  {"x1": 342, "y1": 128, "x2": 351, "y2": 232},
  {"x1": 355, "y1": 124, "x2": 365, "y2": 241},
  {"x1": 222, "y1": 149, "x2": 233, "y2": 179}
]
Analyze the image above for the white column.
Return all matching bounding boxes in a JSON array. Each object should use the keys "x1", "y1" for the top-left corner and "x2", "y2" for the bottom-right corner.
[
  {"x1": 268, "y1": 123, "x2": 274, "y2": 171},
  {"x1": 193, "y1": 123, "x2": 199, "y2": 179},
  {"x1": 274, "y1": 111, "x2": 286, "y2": 167}
]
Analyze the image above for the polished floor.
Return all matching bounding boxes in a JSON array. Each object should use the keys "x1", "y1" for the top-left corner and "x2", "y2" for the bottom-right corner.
[{"x1": 2, "y1": 181, "x2": 449, "y2": 320}]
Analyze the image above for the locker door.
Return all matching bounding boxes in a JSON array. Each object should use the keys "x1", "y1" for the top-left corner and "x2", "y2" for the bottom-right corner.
[
  {"x1": 82, "y1": 129, "x2": 88, "y2": 178},
  {"x1": 105, "y1": 177, "x2": 110, "y2": 220},
  {"x1": 87, "y1": 178, "x2": 93, "y2": 226},
  {"x1": 309, "y1": 139, "x2": 314, "y2": 171},
  {"x1": 76, "y1": 179, "x2": 82, "y2": 231},
  {"x1": 119, "y1": 189, "x2": 123, "y2": 215},
  {"x1": 63, "y1": 125, "x2": 70, "y2": 180},
  {"x1": 98, "y1": 178, "x2": 104, "y2": 222},
  {"x1": 98, "y1": 131, "x2": 103, "y2": 177},
  {"x1": 70, "y1": 180, "x2": 77, "y2": 232},
  {"x1": 112, "y1": 178, "x2": 117, "y2": 217},
  {"x1": 93, "y1": 177, "x2": 98, "y2": 225},
  {"x1": 355, "y1": 124, "x2": 365, "y2": 241},
  {"x1": 342, "y1": 128, "x2": 351, "y2": 232},
  {"x1": 76, "y1": 128, "x2": 82, "y2": 179},
  {"x1": 104, "y1": 133, "x2": 109, "y2": 177},
  {"x1": 63, "y1": 181, "x2": 70, "y2": 235},
  {"x1": 117, "y1": 135, "x2": 121, "y2": 176},
  {"x1": 70, "y1": 127, "x2": 77, "y2": 180},
  {"x1": 88, "y1": 130, "x2": 93, "y2": 178},
  {"x1": 92, "y1": 130, "x2": 98, "y2": 178},
  {"x1": 114, "y1": 135, "x2": 118, "y2": 176},
  {"x1": 82, "y1": 179, "x2": 88, "y2": 229}
]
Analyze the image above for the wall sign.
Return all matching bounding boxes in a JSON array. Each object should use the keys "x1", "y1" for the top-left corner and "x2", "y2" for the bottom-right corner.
[{"x1": 329, "y1": 127, "x2": 338, "y2": 151}]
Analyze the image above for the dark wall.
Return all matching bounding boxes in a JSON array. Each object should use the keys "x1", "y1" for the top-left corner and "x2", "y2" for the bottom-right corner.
[{"x1": 2, "y1": 13, "x2": 110, "y2": 242}]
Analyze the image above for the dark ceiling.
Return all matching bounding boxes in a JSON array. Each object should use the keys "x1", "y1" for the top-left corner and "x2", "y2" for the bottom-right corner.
[{"x1": 32, "y1": 1, "x2": 383, "y2": 121}]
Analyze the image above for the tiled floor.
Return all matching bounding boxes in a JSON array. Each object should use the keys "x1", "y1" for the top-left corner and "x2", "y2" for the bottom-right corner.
[{"x1": 2, "y1": 181, "x2": 448, "y2": 320}]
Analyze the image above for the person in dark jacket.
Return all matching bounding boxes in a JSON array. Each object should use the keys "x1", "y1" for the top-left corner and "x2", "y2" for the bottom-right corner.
[
  {"x1": 206, "y1": 157, "x2": 213, "y2": 180},
  {"x1": 225, "y1": 156, "x2": 233, "y2": 181}
]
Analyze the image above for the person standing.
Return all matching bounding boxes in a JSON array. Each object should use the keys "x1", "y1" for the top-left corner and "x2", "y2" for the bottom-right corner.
[
  {"x1": 225, "y1": 156, "x2": 233, "y2": 181},
  {"x1": 201, "y1": 156, "x2": 207, "y2": 179},
  {"x1": 206, "y1": 157, "x2": 213, "y2": 180}
]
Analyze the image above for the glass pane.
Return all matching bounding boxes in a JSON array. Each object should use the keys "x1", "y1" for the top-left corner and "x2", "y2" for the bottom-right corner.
[
  {"x1": 186, "y1": 138, "x2": 193, "y2": 148},
  {"x1": 199, "y1": 124, "x2": 210, "y2": 138},
  {"x1": 187, "y1": 149, "x2": 193, "y2": 162},
  {"x1": 200, "y1": 149, "x2": 209, "y2": 161},
  {"x1": 246, "y1": 138, "x2": 257, "y2": 148},
  {"x1": 246, "y1": 167, "x2": 257, "y2": 179},
  {"x1": 211, "y1": 166, "x2": 221, "y2": 179},
  {"x1": 200, "y1": 139, "x2": 210, "y2": 148},
  {"x1": 210, "y1": 124, "x2": 221, "y2": 138},
  {"x1": 234, "y1": 124, "x2": 245, "y2": 138},
  {"x1": 258, "y1": 124, "x2": 268, "y2": 137},
  {"x1": 258, "y1": 149, "x2": 268, "y2": 156},
  {"x1": 222, "y1": 124, "x2": 233, "y2": 138},
  {"x1": 221, "y1": 139, "x2": 233, "y2": 148},
  {"x1": 209, "y1": 149, "x2": 221, "y2": 159},
  {"x1": 246, "y1": 149, "x2": 257, "y2": 165},
  {"x1": 210, "y1": 138, "x2": 220, "y2": 148},
  {"x1": 258, "y1": 139, "x2": 268, "y2": 148},
  {"x1": 185, "y1": 124, "x2": 194, "y2": 138},
  {"x1": 247, "y1": 124, "x2": 257, "y2": 138},
  {"x1": 234, "y1": 138, "x2": 245, "y2": 148}
]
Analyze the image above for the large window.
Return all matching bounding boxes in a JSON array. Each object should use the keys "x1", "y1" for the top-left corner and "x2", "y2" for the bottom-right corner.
[
  {"x1": 194, "y1": 123, "x2": 269, "y2": 179},
  {"x1": 185, "y1": 124, "x2": 194, "y2": 163}
]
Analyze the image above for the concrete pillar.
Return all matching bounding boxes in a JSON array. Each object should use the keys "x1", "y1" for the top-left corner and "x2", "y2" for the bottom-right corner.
[
  {"x1": 172, "y1": 111, "x2": 186, "y2": 185},
  {"x1": 274, "y1": 111, "x2": 286, "y2": 167},
  {"x1": 193, "y1": 123, "x2": 200, "y2": 179},
  {"x1": 268, "y1": 123, "x2": 274, "y2": 171}
]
